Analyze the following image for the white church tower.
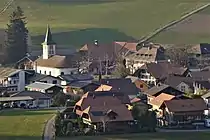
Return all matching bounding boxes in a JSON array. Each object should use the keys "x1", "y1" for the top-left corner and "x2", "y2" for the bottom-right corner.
[{"x1": 42, "y1": 25, "x2": 56, "y2": 59}]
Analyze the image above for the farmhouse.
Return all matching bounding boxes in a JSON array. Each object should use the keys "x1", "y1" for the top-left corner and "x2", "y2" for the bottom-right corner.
[
  {"x1": 134, "y1": 61, "x2": 190, "y2": 86},
  {"x1": 125, "y1": 43, "x2": 165, "y2": 73},
  {"x1": 159, "y1": 99, "x2": 207, "y2": 126},
  {"x1": 74, "y1": 91, "x2": 133, "y2": 132}
]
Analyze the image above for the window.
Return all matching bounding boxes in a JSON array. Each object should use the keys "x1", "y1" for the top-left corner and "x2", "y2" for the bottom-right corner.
[
  {"x1": 13, "y1": 80, "x2": 16, "y2": 84},
  {"x1": 44, "y1": 71, "x2": 46, "y2": 74},
  {"x1": 180, "y1": 85, "x2": 185, "y2": 92},
  {"x1": 140, "y1": 84, "x2": 143, "y2": 88},
  {"x1": 9, "y1": 81, "x2": 12, "y2": 84},
  {"x1": 49, "y1": 71, "x2": 51, "y2": 75},
  {"x1": 52, "y1": 80, "x2": 57, "y2": 84},
  {"x1": 38, "y1": 100, "x2": 44, "y2": 105},
  {"x1": 61, "y1": 72, "x2": 64, "y2": 75},
  {"x1": 39, "y1": 70, "x2": 41, "y2": 74},
  {"x1": 49, "y1": 46, "x2": 54, "y2": 55}
]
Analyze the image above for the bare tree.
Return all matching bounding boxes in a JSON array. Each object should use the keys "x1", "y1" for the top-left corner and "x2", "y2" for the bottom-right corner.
[
  {"x1": 100, "y1": 115, "x2": 109, "y2": 133},
  {"x1": 165, "y1": 45, "x2": 192, "y2": 67}
]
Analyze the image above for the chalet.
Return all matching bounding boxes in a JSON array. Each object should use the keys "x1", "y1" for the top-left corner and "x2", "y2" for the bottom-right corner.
[
  {"x1": 189, "y1": 43, "x2": 210, "y2": 66},
  {"x1": 144, "y1": 84, "x2": 185, "y2": 102},
  {"x1": 125, "y1": 43, "x2": 165, "y2": 73},
  {"x1": 98, "y1": 78, "x2": 140, "y2": 98},
  {"x1": 74, "y1": 91, "x2": 133, "y2": 132},
  {"x1": 159, "y1": 99, "x2": 207, "y2": 126},
  {"x1": 15, "y1": 54, "x2": 38, "y2": 70},
  {"x1": 134, "y1": 62, "x2": 190, "y2": 86},
  {"x1": 79, "y1": 40, "x2": 138, "y2": 74},
  {"x1": 126, "y1": 76, "x2": 149, "y2": 92}
]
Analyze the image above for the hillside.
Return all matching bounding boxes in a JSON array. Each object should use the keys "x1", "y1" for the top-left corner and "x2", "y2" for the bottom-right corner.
[
  {"x1": 0, "y1": 0, "x2": 208, "y2": 48},
  {"x1": 150, "y1": 5, "x2": 210, "y2": 44}
]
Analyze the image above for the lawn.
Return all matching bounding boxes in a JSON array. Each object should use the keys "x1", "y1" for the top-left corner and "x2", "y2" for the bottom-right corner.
[
  {"x1": 0, "y1": 0, "x2": 208, "y2": 48},
  {"x1": 150, "y1": 5, "x2": 210, "y2": 44},
  {"x1": 0, "y1": 109, "x2": 56, "y2": 140},
  {"x1": 57, "y1": 132, "x2": 210, "y2": 140}
]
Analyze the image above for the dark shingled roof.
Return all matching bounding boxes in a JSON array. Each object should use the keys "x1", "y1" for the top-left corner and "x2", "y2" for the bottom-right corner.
[
  {"x1": 100, "y1": 78, "x2": 140, "y2": 95},
  {"x1": 137, "y1": 62, "x2": 188, "y2": 79},
  {"x1": 11, "y1": 91, "x2": 50, "y2": 99},
  {"x1": 162, "y1": 99, "x2": 207, "y2": 112}
]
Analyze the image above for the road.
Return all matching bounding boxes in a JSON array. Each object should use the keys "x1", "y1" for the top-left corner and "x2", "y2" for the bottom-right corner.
[
  {"x1": 157, "y1": 128, "x2": 210, "y2": 133},
  {"x1": 43, "y1": 115, "x2": 56, "y2": 140}
]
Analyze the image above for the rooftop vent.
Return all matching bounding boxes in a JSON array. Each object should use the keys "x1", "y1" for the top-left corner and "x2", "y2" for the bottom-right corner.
[{"x1": 94, "y1": 40, "x2": 98, "y2": 46}]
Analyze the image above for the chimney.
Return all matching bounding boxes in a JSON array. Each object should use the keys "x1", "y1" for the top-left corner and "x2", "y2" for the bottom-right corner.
[
  {"x1": 94, "y1": 40, "x2": 98, "y2": 46},
  {"x1": 104, "y1": 101, "x2": 106, "y2": 106}
]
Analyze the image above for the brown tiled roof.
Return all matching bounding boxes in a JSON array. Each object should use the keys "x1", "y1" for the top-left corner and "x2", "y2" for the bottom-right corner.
[
  {"x1": 163, "y1": 99, "x2": 207, "y2": 112},
  {"x1": 130, "y1": 97, "x2": 141, "y2": 103},
  {"x1": 115, "y1": 41, "x2": 138, "y2": 52},
  {"x1": 81, "y1": 91, "x2": 130, "y2": 109},
  {"x1": 149, "y1": 93, "x2": 175, "y2": 108},
  {"x1": 100, "y1": 78, "x2": 139, "y2": 96},
  {"x1": 82, "y1": 104, "x2": 133, "y2": 123},
  {"x1": 144, "y1": 84, "x2": 170, "y2": 96},
  {"x1": 35, "y1": 55, "x2": 78, "y2": 68},
  {"x1": 139, "y1": 62, "x2": 188, "y2": 79}
]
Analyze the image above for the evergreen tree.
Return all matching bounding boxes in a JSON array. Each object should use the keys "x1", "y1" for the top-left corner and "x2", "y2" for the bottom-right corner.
[{"x1": 5, "y1": 6, "x2": 28, "y2": 64}]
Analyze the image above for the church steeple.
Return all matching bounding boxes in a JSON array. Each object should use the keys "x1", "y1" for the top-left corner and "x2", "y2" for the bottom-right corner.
[
  {"x1": 42, "y1": 24, "x2": 56, "y2": 46},
  {"x1": 42, "y1": 25, "x2": 56, "y2": 59}
]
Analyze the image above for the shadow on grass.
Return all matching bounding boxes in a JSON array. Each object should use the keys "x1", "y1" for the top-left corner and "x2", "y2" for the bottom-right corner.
[
  {"x1": 0, "y1": 110, "x2": 53, "y2": 116},
  {"x1": 38, "y1": 0, "x2": 126, "y2": 5},
  {"x1": 32, "y1": 28, "x2": 137, "y2": 48},
  {"x1": 0, "y1": 136, "x2": 42, "y2": 140}
]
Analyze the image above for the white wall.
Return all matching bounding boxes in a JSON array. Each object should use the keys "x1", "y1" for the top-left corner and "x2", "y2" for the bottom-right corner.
[
  {"x1": 35, "y1": 66, "x2": 78, "y2": 77},
  {"x1": 18, "y1": 71, "x2": 25, "y2": 92},
  {"x1": 19, "y1": 99, "x2": 50, "y2": 108}
]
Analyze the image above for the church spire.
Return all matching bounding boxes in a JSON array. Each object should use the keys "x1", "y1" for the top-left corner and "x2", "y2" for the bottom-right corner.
[{"x1": 42, "y1": 24, "x2": 56, "y2": 45}]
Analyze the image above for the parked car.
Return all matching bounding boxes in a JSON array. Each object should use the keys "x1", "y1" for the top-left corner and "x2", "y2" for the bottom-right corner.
[{"x1": 3, "y1": 103, "x2": 10, "y2": 108}]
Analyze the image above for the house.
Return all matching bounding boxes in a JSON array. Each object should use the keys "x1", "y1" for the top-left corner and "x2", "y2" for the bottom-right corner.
[
  {"x1": 134, "y1": 61, "x2": 190, "y2": 86},
  {"x1": 59, "y1": 74, "x2": 94, "y2": 94},
  {"x1": 98, "y1": 78, "x2": 140, "y2": 98},
  {"x1": 74, "y1": 91, "x2": 133, "y2": 132},
  {"x1": 15, "y1": 54, "x2": 38, "y2": 70},
  {"x1": 191, "y1": 70, "x2": 210, "y2": 80},
  {"x1": 79, "y1": 41, "x2": 138, "y2": 74},
  {"x1": 144, "y1": 84, "x2": 185, "y2": 102},
  {"x1": 25, "y1": 82, "x2": 63, "y2": 96},
  {"x1": 189, "y1": 43, "x2": 210, "y2": 66},
  {"x1": 162, "y1": 75, "x2": 194, "y2": 93},
  {"x1": 11, "y1": 91, "x2": 51, "y2": 108},
  {"x1": 125, "y1": 43, "x2": 165, "y2": 73},
  {"x1": 28, "y1": 73, "x2": 62, "y2": 85},
  {"x1": 33, "y1": 25, "x2": 79, "y2": 77},
  {"x1": 193, "y1": 80, "x2": 210, "y2": 95},
  {"x1": 159, "y1": 99, "x2": 207, "y2": 126},
  {"x1": 148, "y1": 93, "x2": 177, "y2": 117},
  {"x1": 202, "y1": 92, "x2": 210, "y2": 108},
  {"x1": 126, "y1": 76, "x2": 149, "y2": 92},
  {"x1": 0, "y1": 67, "x2": 28, "y2": 94}
]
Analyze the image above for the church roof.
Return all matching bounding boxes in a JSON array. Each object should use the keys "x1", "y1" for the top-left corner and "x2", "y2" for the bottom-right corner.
[
  {"x1": 35, "y1": 54, "x2": 79, "y2": 68},
  {"x1": 42, "y1": 25, "x2": 56, "y2": 45}
]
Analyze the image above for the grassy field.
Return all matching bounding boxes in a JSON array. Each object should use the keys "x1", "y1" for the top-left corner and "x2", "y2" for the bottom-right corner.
[
  {"x1": 0, "y1": 0, "x2": 208, "y2": 48},
  {"x1": 150, "y1": 5, "x2": 210, "y2": 44},
  {"x1": 0, "y1": 109, "x2": 55, "y2": 140},
  {"x1": 57, "y1": 132, "x2": 210, "y2": 140}
]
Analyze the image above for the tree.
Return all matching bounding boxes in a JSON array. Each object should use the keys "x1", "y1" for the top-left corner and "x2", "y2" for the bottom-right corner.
[
  {"x1": 112, "y1": 56, "x2": 130, "y2": 78},
  {"x1": 165, "y1": 45, "x2": 191, "y2": 67},
  {"x1": 52, "y1": 92, "x2": 70, "y2": 107},
  {"x1": 4, "y1": 6, "x2": 28, "y2": 64}
]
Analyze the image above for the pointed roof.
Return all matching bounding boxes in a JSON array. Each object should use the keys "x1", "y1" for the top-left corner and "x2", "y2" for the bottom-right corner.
[{"x1": 42, "y1": 25, "x2": 56, "y2": 45}]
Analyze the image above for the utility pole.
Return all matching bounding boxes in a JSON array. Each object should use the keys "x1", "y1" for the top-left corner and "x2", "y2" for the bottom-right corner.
[{"x1": 105, "y1": 54, "x2": 108, "y2": 76}]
